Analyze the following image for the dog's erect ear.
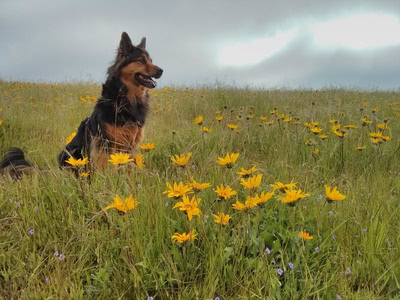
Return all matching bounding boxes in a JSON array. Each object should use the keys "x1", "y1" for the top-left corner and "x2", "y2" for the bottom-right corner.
[
  {"x1": 118, "y1": 32, "x2": 133, "y2": 56},
  {"x1": 137, "y1": 37, "x2": 146, "y2": 49}
]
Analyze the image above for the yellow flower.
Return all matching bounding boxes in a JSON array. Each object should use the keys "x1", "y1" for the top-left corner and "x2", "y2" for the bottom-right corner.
[
  {"x1": 325, "y1": 185, "x2": 346, "y2": 202},
  {"x1": 313, "y1": 148, "x2": 319, "y2": 155},
  {"x1": 377, "y1": 123, "x2": 389, "y2": 131},
  {"x1": 140, "y1": 143, "x2": 155, "y2": 151},
  {"x1": 240, "y1": 174, "x2": 262, "y2": 190},
  {"x1": 171, "y1": 230, "x2": 197, "y2": 244},
  {"x1": 260, "y1": 116, "x2": 268, "y2": 121},
  {"x1": 66, "y1": 157, "x2": 89, "y2": 167},
  {"x1": 187, "y1": 179, "x2": 211, "y2": 192},
  {"x1": 299, "y1": 231, "x2": 313, "y2": 240},
  {"x1": 319, "y1": 134, "x2": 329, "y2": 140},
  {"x1": 173, "y1": 195, "x2": 201, "y2": 221},
  {"x1": 237, "y1": 165, "x2": 257, "y2": 178},
  {"x1": 212, "y1": 212, "x2": 231, "y2": 225},
  {"x1": 329, "y1": 119, "x2": 338, "y2": 124},
  {"x1": 215, "y1": 184, "x2": 237, "y2": 200},
  {"x1": 361, "y1": 117, "x2": 372, "y2": 126},
  {"x1": 216, "y1": 115, "x2": 224, "y2": 121},
  {"x1": 263, "y1": 120, "x2": 274, "y2": 126},
  {"x1": 216, "y1": 152, "x2": 239, "y2": 168},
  {"x1": 66, "y1": 132, "x2": 76, "y2": 144},
  {"x1": 108, "y1": 152, "x2": 134, "y2": 165},
  {"x1": 271, "y1": 181, "x2": 297, "y2": 192},
  {"x1": 194, "y1": 115, "x2": 203, "y2": 125},
  {"x1": 134, "y1": 153, "x2": 143, "y2": 169},
  {"x1": 344, "y1": 124, "x2": 358, "y2": 129},
  {"x1": 332, "y1": 129, "x2": 346, "y2": 138},
  {"x1": 226, "y1": 123, "x2": 239, "y2": 130},
  {"x1": 0, "y1": 120, "x2": 3, "y2": 125},
  {"x1": 163, "y1": 182, "x2": 193, "y2": 198},
  {"x1": 200, "y1": 126, "x2": 212, "y2": 133},
  {"x1": 232, "y1": 195, "x2": 259, "y2": 211},
  {"x1": 279, "y1": 189, "x2": 310, "y2": 205},
  {"x1": 104, "y1": 194, "x2": 139, "y2": 213},
  {"x1": 79, "y1": 171, "x2": 90, "y2": 177},
  {"x1": 254, "y1": 191, "x2": 275, "y2": 205},
  {"x1": 355, "y1": 146, "x2": 366, "y2": 151},
  {"x1": 283, "y1": 116, "x2": 292, "y2": 123},
  {"x1": 171, "y1": 152, "x2": 192, "y2": 167},
  {"x1": 310, "y1": 127, "x2": 323, "y2": 134}
]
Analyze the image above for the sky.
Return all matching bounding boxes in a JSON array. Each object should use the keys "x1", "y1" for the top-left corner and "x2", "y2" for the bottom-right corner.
[{"x1": 1, "y1": 0, "x2": 400, "y2": 90}]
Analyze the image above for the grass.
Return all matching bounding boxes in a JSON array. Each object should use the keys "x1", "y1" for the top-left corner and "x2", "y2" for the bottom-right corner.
[{"x1": 1, "y1": 80, "x2": 400, "y2": 299}]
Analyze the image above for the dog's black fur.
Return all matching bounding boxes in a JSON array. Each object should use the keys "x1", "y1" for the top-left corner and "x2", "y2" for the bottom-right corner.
[{"x1": 0, "y1": 32, "x2": 162, "y2": 176}]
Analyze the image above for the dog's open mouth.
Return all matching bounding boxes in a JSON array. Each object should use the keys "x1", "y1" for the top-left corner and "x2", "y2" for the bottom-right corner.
[{"x1": 135, "y1": 73, "x2": 157, "y2": 88}]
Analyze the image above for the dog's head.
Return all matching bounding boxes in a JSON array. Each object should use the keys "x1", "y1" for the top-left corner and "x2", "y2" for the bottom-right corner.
[{"x1": 114, "y1": 32, "x2": 163, "y2": 89}]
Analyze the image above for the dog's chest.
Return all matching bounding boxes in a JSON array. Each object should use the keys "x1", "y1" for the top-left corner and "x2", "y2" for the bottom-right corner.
[{"x1": 104, "y1": 123, "x2": 143, "y2": 151}]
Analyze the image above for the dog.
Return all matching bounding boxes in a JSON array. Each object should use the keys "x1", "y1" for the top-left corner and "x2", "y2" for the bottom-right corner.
[{"x1": 0, "y1": 32, "x2": 163, "y2": 177}]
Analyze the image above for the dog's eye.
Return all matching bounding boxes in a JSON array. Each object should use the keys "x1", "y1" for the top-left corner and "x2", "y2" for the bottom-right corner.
[{"x1": 138, "y1": 58, "x2": 146, "y2": 64}]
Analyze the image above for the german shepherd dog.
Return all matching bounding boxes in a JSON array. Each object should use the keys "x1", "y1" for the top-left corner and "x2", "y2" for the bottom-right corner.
[{"x1": 0, "y1": 32, "x2": 163, "y2": 177}]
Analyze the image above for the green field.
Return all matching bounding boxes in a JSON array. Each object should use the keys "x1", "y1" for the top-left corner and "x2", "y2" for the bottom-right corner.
[{"x1": 0, "y1": 80, "x2": 399, "y2": 299}]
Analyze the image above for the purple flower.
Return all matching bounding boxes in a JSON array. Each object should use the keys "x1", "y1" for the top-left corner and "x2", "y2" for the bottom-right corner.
[
  {"x1": 29, "y1": 229, "x2": 34, "y2": 235},
  {"x1": 8, "y1": 198, "x2": 12, "y2": 203},
  {"x1": 34, "y1": 206, "x2": 38, "y2": 212},
  {"x1": 215, "y1": 298, "x2": 220, "y2": 300},
  {"x1": 317, "y1": 194, "x2": 323, "y2": 200},
  {"x1": 54, "y1": 251, "x2": 59, "y2": 257},
  {"x1": 329, "y1": 210, "x2": 334, "y2": 216},
  {"x1": 277, "y1": 268, "x2": 283, "y2": 276},
  {"x1": 147, "y1": 297, "x2": 154, "y2": 300},
  {"x1": 265, "y1": 247, "x2": 271, "y2": 254},
  {"x1": 58, "y1": 254, "x2": 65, "y2": 261},
  {"x1": 362, "y1": 228, "x2": 367, "y2": 232},
  {"x1": 288, "y1": 263, "x2": 294, "y2": 269},
  {"x1": 346, "y1": 267, "x2": 352, "y2": 274},
  {"x1": 191, "y1": 165, "x2": 196, "y2": 169},
  {"x1": 336, "y1": 294, "x2": 342, "y2": 300},
  {"x1": 45, "y1": 277, "x2": 50, "y2": 284},
  {"x1": 165, "y1": 202, "x2": 169, "y2": 207},
  {"x1": 138, "y1": 184, "x2": 142, "y2": 189},
  {"x1": 315, "y1": 247, "x2": 320, "y2": 253}
]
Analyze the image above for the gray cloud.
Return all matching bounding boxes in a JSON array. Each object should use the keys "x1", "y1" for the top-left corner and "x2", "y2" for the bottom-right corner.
[{"x1": 1, "y1": 0, "x2": 400, "y2": 89}]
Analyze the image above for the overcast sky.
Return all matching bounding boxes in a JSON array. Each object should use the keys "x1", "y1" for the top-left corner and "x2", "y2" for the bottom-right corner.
[{"x1": 1, "y1": 0, "x2": 400, "y2": 90}]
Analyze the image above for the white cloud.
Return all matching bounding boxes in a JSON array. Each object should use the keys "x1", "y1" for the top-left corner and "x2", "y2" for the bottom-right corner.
[
  {"x1": 218, "y1": 28, "x2": 298, "y2": 66},
  {"x1": 311, "y1": 13, "x2": 400, "y2": 50}
]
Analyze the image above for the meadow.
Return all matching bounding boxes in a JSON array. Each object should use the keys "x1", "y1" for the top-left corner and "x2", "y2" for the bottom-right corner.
[{"x1": 0, "y1": 80, "x2": 399, "y2": 299}]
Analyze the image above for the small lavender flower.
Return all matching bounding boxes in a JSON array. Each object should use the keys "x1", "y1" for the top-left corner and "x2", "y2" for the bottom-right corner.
[
  {"x1": 215, "y1": 297, "x2": 220, "y2": 300},
  {"x1": 277, "y1": 268, "x2": 283, "y2": 276},
  {"x1": 317, "y1": 194, "x2": 323, "y2": 200},
  {"x1": 288, "y1": 263, "x2": 294, "y2": 269},
  {"x1": 138, "y1": 183, "x2": 142, "y2": 189},
  {"x1": 336, "y1": 294, "x2": 342, "y2": 300},
  {"x1": 315, "y1": 247, "x2": 320, "y2": 253},
  {"x1": 28, "y1": 229, "x2": 34, "y2": 235},
  {"x1": 147, "y1": 297, "x2": 154, "y2": 300},
  {"x1": 346, "y1": 267, "x2": 352, "y2": 274},
  {"x1": 58, "y1": 254, "x2": 65, "y2": 261},
  {"x1": 34, "y1": 206, "x2": 38, "y2": 212},
  {"x1": 8, "y1": 198, "x2": 12, "y2": 203},
  {"x1": 54, "y1": 251, "x2": 59, "y2": 257},
  {"x1": 191, "y1": 165, "x2": 196, "y2": 169},
  {"x1": 45, "y1": 277, "x2": 50, "y2": 284},
  {"x1": 362, "y1": 228, "x2": 367, "y2": 232},
  {"x1": 329, "y1": 210, "x2": 334, "y2": 216},
  {"x1": 265, "y1": 247, "x2": 271, "y2": 254},
  {"x1": 165, "y1": 201, "x2": 169, "y2": 207}
]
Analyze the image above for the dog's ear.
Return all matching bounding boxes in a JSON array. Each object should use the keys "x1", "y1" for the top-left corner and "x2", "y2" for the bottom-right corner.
[
  {"x1": 137, "y1": 37, "x2": 146, "y2": 49},
  {"x1": 118, "y1": 32, "x2": 133, "y2": 56}
]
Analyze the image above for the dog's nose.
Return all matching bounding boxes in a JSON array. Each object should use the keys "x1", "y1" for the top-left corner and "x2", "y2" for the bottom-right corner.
[{"x1": 155, "y1": 68, "x2": 163, "y2": 78}]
